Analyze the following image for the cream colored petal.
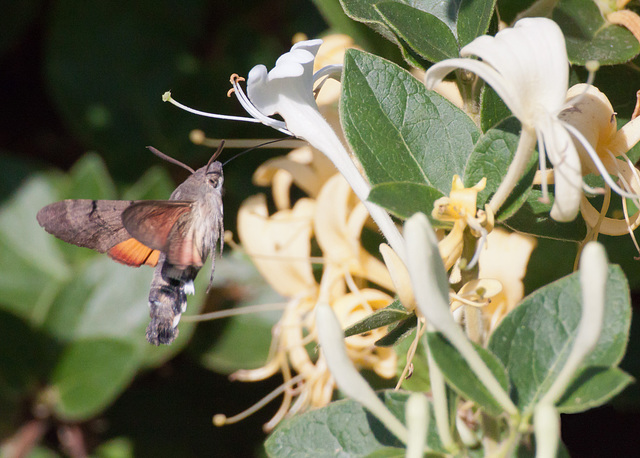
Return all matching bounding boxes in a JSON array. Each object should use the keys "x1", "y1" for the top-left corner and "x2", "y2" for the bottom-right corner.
[
  {"x1": 253, "y1": 153, "x2": 324, "y2": 198},
  {"x1": 314, "y1": 174, "x2": 357, "y2": 264},
  {"x1": 331, "y1": 289, "x2": 397, "y2": 378},
  {"x1": 479, "y1": 228, "x2": 537, "y2": 316},
  {"x1": 560, "y1": 84, "x2": 617, "y2": 174},
  {"x1": 580, "y1": 194, "x2": 640, "y2": 235},
  {"x1": 238, "y1": 194, "x2": 317, "y2": 296},
  {"x1": 610, "y1": 114, "x2": 640, "y2": 155},
  {"x1": 380, "y1": 243, "x2": 416, "y2": 311}
]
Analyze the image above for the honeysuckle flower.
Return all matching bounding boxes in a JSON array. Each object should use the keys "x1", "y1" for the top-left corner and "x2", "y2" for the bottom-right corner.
[
  {"x1": 222, "y1": 154, "x2": 400, "y2": 429},
  {"x1": 539, "y1": 241, "x2": 607, "y2": 406},
  {"x1": 165, "y1": 37, "x2": 406, "y2": 259},
  {"x1": 478, "y1": 228, "x2": 537, "y2": 334},
  {"x1": 432, "y1": 175, "x2": 491, "y2": 271},
  {"x1": 559, "y1": 84, "x2": 640, "y2": 239},
  {"x1": 405, "y1": 213, "x2": 519, "y2": 416},
  {"x1": 424, "y1": 17, "x2": 627, "y2": 223},
  {"x1": 252, "y1": 146, "x2": 335, "y2": 210}
]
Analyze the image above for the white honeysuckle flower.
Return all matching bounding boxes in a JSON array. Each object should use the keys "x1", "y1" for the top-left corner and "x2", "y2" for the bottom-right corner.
[
  {"x1": 315, "y1": 303, "x2": 409, "y2": 444},
  {"x1": 424, "y1": 17, "x2": 614, "y2": 222},
  {"x1": 404, "y1": 213, "x2": 519, "y2": 416},
  {"x1": 539, "y1": 241, "x2": 608, "y2": 406},
  {"x1": 165, "y1": 39, "x2": 406, "y2": 260}
]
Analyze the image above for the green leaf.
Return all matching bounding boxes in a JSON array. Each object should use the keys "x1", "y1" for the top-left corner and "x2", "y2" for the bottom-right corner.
[
  {"x1": 557, "y1": 366, "x2": 634, "y2": 414},
  {"x1": 265, "y1": 391, "x2": 446, "y2": 456},
  {"x1": 488, "y1": 266, "x2": 631, "y2": 414},
  {"x1": 427, "y1": 332, "x2": 509, "y2": 416},
  {"x1": 0, "y1": 176, "x2": 71, "y2": 320},
  {"x1": 464, "y1": 117, "x2": 537, "y2": 220},
  {"x1": 480, "y1": 85, "x2": 511, "y2": 132},
  {"x1": 265, "y1": 396, "x2": 402, "y2": 457},
  {"x1": 341, "y1": 49, "x2": 480, "y2": 195},
  {"x1": 344, "y1": 300, "x2": 411, "y2": 338},
  {"x1": 553, "y1": 0, "x2": 640, "y2": 65},
  {"x1": 375, "y1": 2, "x2": 459, "y2": 62},
  {"x1": 122, "y1": 166, "x2": 175, "y2": 200},
  {"x1": 65, "y1": 153, "x2": 117, "y2": 201},
  {"x1": 368, "y1": 182, "x2": 444, "y2": 222},
  {"x1": 503, "y1": 189, "x2": 588, "y2": 241},
  {"x1": 375, "y1": 315, "x2": 418, "y2": 347},
  {"x1": 50, "y1": 338, "x2": 141, "y2": 420},
  {"x1": 456, "y1": 0, "x2": 497, "y2": 47}
]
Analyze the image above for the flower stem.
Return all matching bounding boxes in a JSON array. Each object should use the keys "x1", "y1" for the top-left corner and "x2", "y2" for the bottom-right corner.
[{"x1": 488, "y1": 127, "x2": 537, "y2": 216}]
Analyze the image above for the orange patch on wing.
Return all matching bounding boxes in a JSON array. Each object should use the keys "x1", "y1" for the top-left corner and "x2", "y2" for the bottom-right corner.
[{"x1": 108, "y1": 238, "x2": 160, "y2": 267}]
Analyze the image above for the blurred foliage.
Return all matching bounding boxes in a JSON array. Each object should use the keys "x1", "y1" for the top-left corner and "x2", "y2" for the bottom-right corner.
[{"x1": 0, "y1": 0, "x2": 333, "y2": 456}]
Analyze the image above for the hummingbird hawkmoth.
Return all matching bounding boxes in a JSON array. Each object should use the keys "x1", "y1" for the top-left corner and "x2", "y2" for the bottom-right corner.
[{"x1": 36, "y1": 145, "x2": 225, "y2": 345}]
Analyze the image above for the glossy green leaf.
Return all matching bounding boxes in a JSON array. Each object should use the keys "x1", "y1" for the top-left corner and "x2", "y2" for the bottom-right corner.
[
  {"x1": 341, "y1": 49, "x2": 480, "y2": 194},
  {"x1": 49, "y1": 338, "x2": 141, "y2": 420},
  {"x1": 344, "y1": 300, "x2": 410, "y2": 338},
  {"x1": 488, "y1": 266, "x2": 631, "y2": 414},
  {"x1": 480, "y1": 85, "x2": 511, "y2": 132},
  {"x1": 557, "y1": 366, "x2": 633, "y2": 413},
  {"x1": 375, "y1": 2, "x2": 459, "y2": 62},
  {"x1": 427, "y1": 332, "x2": 509, "y2": 417},
  {"x1": 457, "y1": 0, "x2": 497, "y2": 47},
  {"x1": 553, "y1": 0, "x2": 640, "y2": 65},
  {"x1": 464, "y1": 117, "x2": 536, "y2": 220},
  {"x1": 368, "y1": 182, "x2": 444, "y2": 222},
  {"x1": 503, "y1": 189, "x2": 588, "y2": 241}
]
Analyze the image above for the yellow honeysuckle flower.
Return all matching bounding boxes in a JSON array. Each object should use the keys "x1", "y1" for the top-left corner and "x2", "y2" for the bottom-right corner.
[
  {"x1": 228, "y1": 152, "x2": 397, "y2": 431},
  {"x1": 432, "y1": 175, "x2": 489, "y2": 271}
]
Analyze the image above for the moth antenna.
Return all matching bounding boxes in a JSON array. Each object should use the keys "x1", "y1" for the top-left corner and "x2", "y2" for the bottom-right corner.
[
  {"x1": 147, "y1": 146, "x2": 196, "y2": 174},
  {"x1": 207, "y1": 140, "x2": 225, "y2": 171},
  {"x1": 222, "y1": 138, "x2": 294, "y2": 166}
]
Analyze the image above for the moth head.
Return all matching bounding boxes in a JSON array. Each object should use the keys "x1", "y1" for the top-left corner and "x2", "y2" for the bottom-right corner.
[{"x1": 205, "y1": 142, "x2": 224, "y2": 189}]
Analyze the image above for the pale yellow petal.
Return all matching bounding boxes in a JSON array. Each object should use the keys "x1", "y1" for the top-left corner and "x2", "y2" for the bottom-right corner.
[
  {"x1": 479, "y1": 228, "x2": 537, "y2": 316},
  {"x1": 238, "y1": 194, "x2": 317, "y2": 296}
]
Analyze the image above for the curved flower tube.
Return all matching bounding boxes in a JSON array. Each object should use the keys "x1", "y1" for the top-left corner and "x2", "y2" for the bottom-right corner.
[{"x1": 425, "y1": 17, "x2": 626, "y2": 222}]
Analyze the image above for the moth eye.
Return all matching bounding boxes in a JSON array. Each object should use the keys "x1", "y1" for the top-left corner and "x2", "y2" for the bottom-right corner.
[{"x1": 209, "y1": 178, "x2": 219, "y2": 187}]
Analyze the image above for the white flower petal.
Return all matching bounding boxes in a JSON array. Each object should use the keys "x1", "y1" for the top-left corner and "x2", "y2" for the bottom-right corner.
[
  {"x1": 461, "y1": 18, "x2": 568, "y2": 115},
  {"x1": 540, "y1": 116, "x2": 583, "y2": 221},
  {"x1": 425, "y1": 58, "x2": 523, "y2": 119}
]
